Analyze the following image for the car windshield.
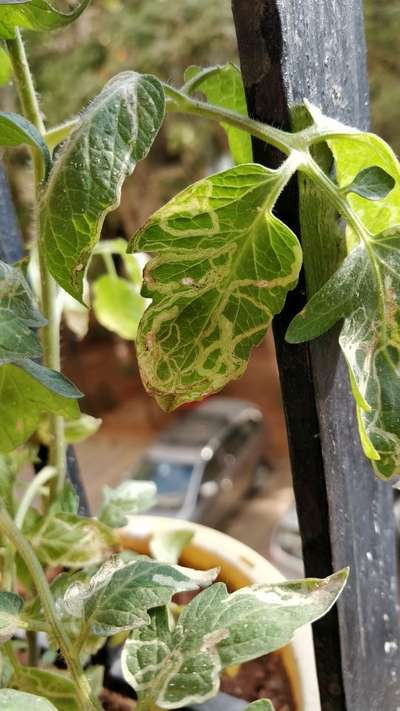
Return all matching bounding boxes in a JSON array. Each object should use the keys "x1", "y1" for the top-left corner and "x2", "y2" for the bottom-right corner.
[{"x1": 135, "y1": 460, "x2": 194, "y2": 508}]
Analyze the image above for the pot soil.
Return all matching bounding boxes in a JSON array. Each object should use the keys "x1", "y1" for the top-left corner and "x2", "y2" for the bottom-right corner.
[{"x1": 221, "y1": 652, "x2": 295, "y2": 710}]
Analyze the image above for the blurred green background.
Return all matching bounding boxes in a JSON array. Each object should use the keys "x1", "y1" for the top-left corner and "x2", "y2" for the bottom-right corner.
[
  {"x1": 4, "y1": 0, "x2": 400, "y2": 238},
  {"x1": 23, "y1": 0, "x2": 399, "y2": 148}
]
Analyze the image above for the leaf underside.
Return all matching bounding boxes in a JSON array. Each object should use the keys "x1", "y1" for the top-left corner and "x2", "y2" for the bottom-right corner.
[
  {"x1": 130, "y1": 163, "x2": 302, "y2": 411},
  {"x1": 0, "y1": 111, "x2": 51, "y2": 178},
  {"x1": 42, "y1": 71, "x2": 165, "y2": 302},
  {"x1": 122, "y1": 570, "x2": 347, "y2": 709},
  {"x1": 0, "y1": 0, "x2": 90, "y2": 39},
  {"x1": 288, "y1": 116, "x2": 400, "y2": 478}
]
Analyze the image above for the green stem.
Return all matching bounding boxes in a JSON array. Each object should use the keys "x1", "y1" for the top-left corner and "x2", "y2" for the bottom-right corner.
[
  {"x1": 14, "y1": 466, "x2": 57, "y2": 530},
  {"x1": 6, "y1": 30, "x2": 66, "y2": 497},
  {"x1": 103, "y1": 252, "x2": 117, "y2": 277},
  {"x1": 0, "y1": 501, "x2": 102, "y2": 711},
  {"x1": 163, "y1": 84, "x2": 295, "y2": 155},
  {"x1": 45, "y1": 117, "x2": 78, "y2": 149},
  {"x1": 3, "y1": 640, "x2": 20, "y2": 674},
  {"x1": 302, "y1": 154, "x2": 387, "y2": 333},
  {"x1": 27, "y1": 629, "x2": 39, "y2": 667}
]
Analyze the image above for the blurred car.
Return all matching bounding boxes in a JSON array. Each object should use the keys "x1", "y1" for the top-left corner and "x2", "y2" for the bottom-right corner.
[{"x1": 131, "y1": 398, "x2": 265, "y2": 527}]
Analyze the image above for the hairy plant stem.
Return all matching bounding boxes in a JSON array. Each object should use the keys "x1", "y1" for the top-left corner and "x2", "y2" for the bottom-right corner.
[
  {"x1": 0, "y1": 501, "x2": 102, "y2": 710},
  {"x1": 14, "y1": 466, "x2": 57, "y2": 530},
  {"x1": 164, "y1": 84, "x2": 295, "y2": 154},
  {"x1": 6, "y1": 30, "x2": 66, "y2": 497}
]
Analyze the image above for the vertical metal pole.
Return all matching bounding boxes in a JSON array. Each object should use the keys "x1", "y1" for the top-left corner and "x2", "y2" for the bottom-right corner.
[{"x1": 232, "y1": 2, "x2": 400, "y2": 709}]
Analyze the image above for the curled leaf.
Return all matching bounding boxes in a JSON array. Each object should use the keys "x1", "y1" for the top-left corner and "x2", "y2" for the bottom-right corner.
[
  {"x1": 64, "y1": 555, "x2": 218, "y2": 636},
  {"x1": 0, "y1": 0, "x2": 90, "y2": 39},
  {"x1": 130, "y1": 163, "x2": 301, "y2": 410},
  {"x1": 0, "y1": 111, "x2": 51, "y2": 178},
  {"x1": 42, "y1": 71, "x2": 165, "y2": 302}
]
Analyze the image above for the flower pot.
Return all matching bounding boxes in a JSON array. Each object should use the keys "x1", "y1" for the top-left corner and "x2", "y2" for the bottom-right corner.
[{"x1": 118, "y1": 516, "x2": 322, "y2": 711}]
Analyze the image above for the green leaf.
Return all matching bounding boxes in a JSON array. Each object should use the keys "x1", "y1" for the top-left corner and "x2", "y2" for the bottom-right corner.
[
  {"x1": 0, "y1": 689, "x2": 58, "y2": 711},
  {"x1": 286, "y1": 244, "x2": 366, "y2": 345},
  {"x1": 287, "y1": 229, "x2": 400, "y2": 477},
  {"x1": 29, "y1": 512, "x2": 116, "y2": 567},
  {"x1": 0, "y1": 447, "x2": 35, "y2": 514},
  {"x1": 99, "y1": 480, "x2": 156, "y2": 528},
  {"x1": 0, "y1": 260, "x2": 45, "y2": 364},
  {"x1": 42, "y1": 71, "x2": 165, "y2": 302},
  {"x1": 64, "y1": 413, "x2": 102, "y2": 443},
  {"x1": 61, "y1": 290, "x2": 89, "y2": 340},
  {"x1": 130, "y1": 163, "x2": 301, "y2": 410},
  {"x1": 23, "y1": 568, "x2": 104, "y2": 655},
  {"x1": 345, "y1": 165, "x2": 395, "y2": 201},
  {"x1": 49, "y1": 481, "x2": 79, "y2": 515},
  {"x1": 13, "y1": 667, "x2": 77, "y2": 711},
  {"x1": 92, "y1": 274, "x2": 146, "y2": 340},
  {"x1": 14, "y1": 358, "x2": 82, "y2": 398},
  {"x1": 0, "y1": 363, "x2": 80, "y2": 453},
  {"x1": 0, "y1": 0, "x2": 90, "y2": 39},
  {"x1": 184, "y1": 64, "x2": 252, "y2": 164},
  {"x1": 150, "y1": 529, "x2": 194, "y2": 565},
  {"x1": 122, "y1": 569, "x2": 347, "y2": 708},
  {"x1": 0, "y1": 111, "x2": 51, "y2": 178},
  {"x1": 0, "y1": 47, "x2": 12, "y2": 87},
  {"x1": 64, "y1": 555, "x2": 218, "y2": 637},
  {"x1": 289, "y1": 110, "x2": 400, "y2": 478},
  {"x1": 0, "y1": 591, "x2": 24, "y2": 642},
  {"x1": 244, "y1": 702, "x2": 275, "y2": 711}
]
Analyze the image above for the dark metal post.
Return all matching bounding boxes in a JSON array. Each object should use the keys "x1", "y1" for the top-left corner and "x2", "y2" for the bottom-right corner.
[{"x1": 231, "y1": 2, "x2": 400, "y2": 710}]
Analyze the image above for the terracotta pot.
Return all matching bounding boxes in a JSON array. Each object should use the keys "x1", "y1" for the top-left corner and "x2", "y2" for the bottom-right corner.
[{"x1": 119, "y1": 516, "x2": 321, "y2": 711}]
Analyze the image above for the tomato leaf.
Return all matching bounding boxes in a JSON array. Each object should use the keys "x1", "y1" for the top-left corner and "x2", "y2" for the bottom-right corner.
[
  {"x1": 0, "y1": 363, "x2": 80, "y2": 452},
  {"x1": 122, "y1": 570, "x2": 347, "y2": 709},
  {"x1": 0, "y1": 591, "x2": 24, "y2": 642},
  {"x1": 0, "y1": 111, "x2": 51, "y2": 178},
  {"x1": 12, "y1": 667, "x2": 77, "y2": 711},
  {"x1": 99, "y1": 480, "x2": 156, "y2": 528},
  {"x1": 0, "y1": 0, "x2": 90, "y2": 39},
  {"x1": 64, "y1": 555, "x2": 218, "y2": 636},
  {"x1": 288, "y1": 106, "x2": 400, "y2": 478},
  {"x1": 130, "y1": 163, "x2": 302, "y2": 410},
  {"x1": 0, "y1": 260, "x2": 45, "y2": 364},
  {"x1": 245, "y1": 702, "x2": 275, "y2": 711},
  {"x1": 345, "y1": 165, "x2": 395, "y2": 201},
  {"x1": 29, "y1": 512, "x2": 116, "y2": 567},
  {"x1": 42, "y1": 71, "x2": 165, "y2": 302},
  {"x1": 92, "y1": 274, "x2": 146, "y2": 340},
  {"x1": 184, "y1": 64, "x2": 252, "y2": 164},
  {"x1": 0, "y1": 689, "x2": 57, "y2": 711},
  {"x1": 150, "y1": 529, "x2": 194, "y2": 565}
]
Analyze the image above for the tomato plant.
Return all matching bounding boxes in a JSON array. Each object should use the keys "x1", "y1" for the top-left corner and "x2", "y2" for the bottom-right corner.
[{"x1": 0, "y1": 0, "x2": 398, "y2": 708}]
